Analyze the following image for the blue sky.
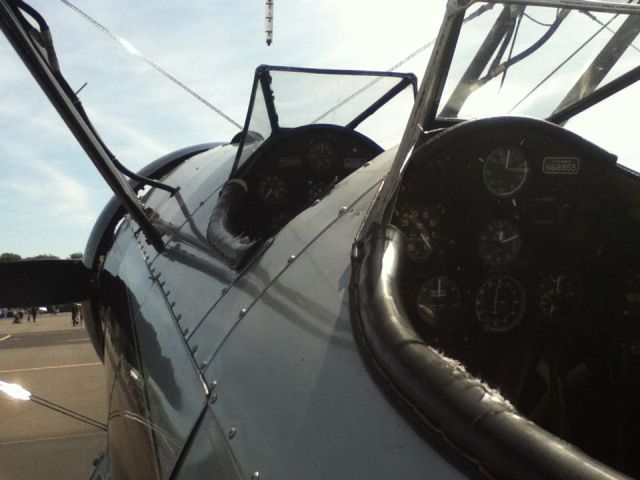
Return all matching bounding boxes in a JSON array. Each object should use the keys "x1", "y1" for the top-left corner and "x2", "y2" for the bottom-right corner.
[{"x1": 0, "y1": 0, "x2": 443, "y2": 258}]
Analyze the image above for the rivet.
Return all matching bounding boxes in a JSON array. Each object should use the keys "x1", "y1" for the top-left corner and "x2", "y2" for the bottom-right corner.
[
  {"x1": 313, "y1": 198, "x2": 321, "y2": 205},
  {"x1": 210, "y1": 392, "x2": 218, "y2": 404},
  {"x1": 339, "y1": 206, "x2": 348, "y2": 215},
  {"x1": 239, "y1": 308, "x2": 247, "y2": 318},
  {"x1": 228, "y1": 427, "x2": 237, "y2": 439},
  {"x1": 200, "y1": 361, "x2": 208, "y2": 370},
  {"x1": 287, "y1": 255, "x2": 296, "y2": 264},
  {"x1": 363, "y1": 161, "x2": 371, "y2": 167},
  {"x1": 251, "y1": 473, "x2": 260, "y2": 480},
  {"x1": 209, "y1": 380, "x2": 218, "y2": 391}
]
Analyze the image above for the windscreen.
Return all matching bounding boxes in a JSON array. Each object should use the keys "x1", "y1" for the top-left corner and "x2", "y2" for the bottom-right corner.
[{"x1": 234, "y1": 66, "x2": 417, "y2": 172}]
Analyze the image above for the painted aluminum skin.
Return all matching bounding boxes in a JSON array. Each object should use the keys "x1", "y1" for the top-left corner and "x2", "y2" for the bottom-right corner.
[{"x1": 96, "y1": 143, "x2": 471, "y2": 479}]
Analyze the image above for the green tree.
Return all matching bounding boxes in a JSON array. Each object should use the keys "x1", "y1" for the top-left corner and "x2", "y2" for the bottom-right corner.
[
  {"x1": 69, "y1": 252, "x2": 83, "y2": 260},
  {"x1": 29, "y1": 254, "x2": 60, "y2": 260},
  {"x1": 0, "y1": 252, "x2": 22, "y2": 262}
]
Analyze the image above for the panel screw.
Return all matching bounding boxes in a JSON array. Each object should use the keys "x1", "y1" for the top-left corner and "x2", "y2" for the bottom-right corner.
[
  {"x1": 339, "y1": 206, "x2": 348, "y2": 215},
  {"x1": 228, "y1": 427, "x2": 237, "y2": 439},
  {"x1": 200, "y1": 361, "x2": 208, "y2": 370},
  {"x1": 210, "y1": 392, "x2": 218, "y2": 404},
  {"x1": 251, "y1": 473, "x2": 260, "y2": 480},
  {"x1": 209, "y1": 380, "x2": 218, "y2": 391},
  {"x1": 363, "y1": 161, "x2": 371, "y2": 167},
  {"x1": 287, "y1": 255, "x2": 296, "y2": 264},
  {"x1": 239, "y1": 308, "x2": 247, "y2": 318}
]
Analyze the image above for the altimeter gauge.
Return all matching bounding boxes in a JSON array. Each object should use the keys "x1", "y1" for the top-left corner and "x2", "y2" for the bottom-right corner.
[
  {"x1": 257, "y1": 174, "x2": 288, "y2": 205},
  {"x1": 538, "y1": 271, "x2": 580, "y2": 320},
  {"x1": 308, "y1": 140, "x2": 336, "y2": 170},
  {"x1": 483, "y1": 146, "x2": 529, "y2": 197},
  {"x1": 478, "y1": 219, "x2": 522, "y2": 268},
  {"x1": 416, "y1": 276, "x2": 462, "y2": 329},
  {"x1": 397, "y1": 204, "x2": 447, "y2": 261},
  {"x1": 475, "y1": 276, "x2": 525, "y2": 332}
]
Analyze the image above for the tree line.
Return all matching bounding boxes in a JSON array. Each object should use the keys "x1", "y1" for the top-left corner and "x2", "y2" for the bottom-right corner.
[{"x1": 0, "y1": 252, "x2": 83, "y2": 262}]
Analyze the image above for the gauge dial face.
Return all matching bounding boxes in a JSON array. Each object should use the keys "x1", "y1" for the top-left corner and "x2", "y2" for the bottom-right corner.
[
  {"x1": 257, "y1": 174, "x2": 288, "y2": 205},
  {"x1": 416, "y1": 276, "x2": 462, "y2": 329},
  {"x1": 478, "y1": 219, "x2": 522, "y2": 268},
  {"x1": 397, "y1": 204, "x2": 446, "y2": 261},
  {"x1": 483, "y1": 146, "x2": 529, "y2": 197},
  {"x1": 475, "y1": 276, "x2": 525, "y2": 332},
  {"x1": 308, "y1": 140, "x2": 336, "y2": 170},
  {"x1": 538, "y1": 272, "x2": 580, "y2": 319}
]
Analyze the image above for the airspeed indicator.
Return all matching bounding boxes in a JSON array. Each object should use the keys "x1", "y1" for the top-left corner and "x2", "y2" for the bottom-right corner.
[{"x1": 483, "y1": 146, "x2": 529, "y2": 197}]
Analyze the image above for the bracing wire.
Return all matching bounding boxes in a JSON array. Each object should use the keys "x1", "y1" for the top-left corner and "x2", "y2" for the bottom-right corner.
[{"x1": 57, "y1": 0, "x2": 243, "y2": 130}]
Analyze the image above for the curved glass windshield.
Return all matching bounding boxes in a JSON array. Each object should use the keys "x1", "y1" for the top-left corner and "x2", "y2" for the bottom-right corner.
[{"x1": 438, "y1": 2, "x2": 640, "y2": 120}]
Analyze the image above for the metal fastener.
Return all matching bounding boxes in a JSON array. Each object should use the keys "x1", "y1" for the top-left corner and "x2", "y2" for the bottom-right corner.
[
  {"x1": 251, "y1": 473, "x2": 260, "y2": 480},
  {"x1": 228, "y1": 427, "x2": 237, "y2": 439},
  {"x1": 287, "y1": 255, "x2": 296, "y2": 264},
  {"x1": 210, "y1": 392, "x2": 218, "y2": 404},
  {"x1": 339, "y1": 206, "x2": 348, "y2": 215},
  {"x1": 239, "y1": 308, "x2": 247, "y2": 318}
]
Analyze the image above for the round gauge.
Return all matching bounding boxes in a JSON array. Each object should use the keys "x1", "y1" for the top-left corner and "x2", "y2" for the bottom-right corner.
[
  {"x1": 308, "y1": 140, "x2": 336, "y2": 170},
  {"x1": 397, "y1": 204, "x2": 446, "y2": 261},
  {"x1": 307, "y1": 179, "x2": 326, "y2": 203},
  {"x1": 483, "y1": 146, "x2": 529, "y2": 197},
  {"x1": 478, "y1": 219, "x2": 522, "y2": 268},
  {"x1": 538, "y1": 271, "x2": 580, "y2": 319},
  {"x1": 257, "y1": 174, "x2": 288, "y2": 205},
  {"x1": 416, "y1": 276, "x2": 462, "y2": 329},
  {"x1": 475, "y1": 276, "x2": 526, "y2": 332}
]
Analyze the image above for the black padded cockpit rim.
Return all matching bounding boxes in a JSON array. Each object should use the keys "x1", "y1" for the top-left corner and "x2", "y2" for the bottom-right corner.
[{"x1": 349, "y1": 224, "x2": 631, "y2": 480}]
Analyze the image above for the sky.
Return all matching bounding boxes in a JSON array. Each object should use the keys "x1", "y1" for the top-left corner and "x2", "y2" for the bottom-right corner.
[{"x1": 0, "y1": 0, "x2": 445, "y2": 258}]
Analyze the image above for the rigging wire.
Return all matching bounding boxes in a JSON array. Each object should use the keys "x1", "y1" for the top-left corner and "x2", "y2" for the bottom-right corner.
[
  {"x1": 312, "y1": 3, "x2": 494, "y2": 124},
  {"x1": 508, "y1": 13, "x2": 618, "y2": 113},
  {"x1": 57, "y1": 0, "x2": 243, "y2": 130}
]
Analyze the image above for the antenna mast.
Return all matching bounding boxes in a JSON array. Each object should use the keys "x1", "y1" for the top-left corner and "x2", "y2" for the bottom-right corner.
[{"x1": 265, "y1": 0, "x2": 273, "y2": 46}]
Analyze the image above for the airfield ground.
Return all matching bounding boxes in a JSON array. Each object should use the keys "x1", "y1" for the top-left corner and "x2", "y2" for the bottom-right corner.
[{"x1": 0, "y1": 313, "x2": 106, "y2": 479}]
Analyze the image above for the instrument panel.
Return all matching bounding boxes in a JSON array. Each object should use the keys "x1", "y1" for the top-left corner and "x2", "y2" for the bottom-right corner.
[
  {"x1": 240, "y1": 125, "x2": 382, "y2": 239},
  {"x1": 391, "y1": 118, "x2": 640, "y2": 473},
  {"x1": 394, "y1": 125, "x2": 624, "y2": 336}
]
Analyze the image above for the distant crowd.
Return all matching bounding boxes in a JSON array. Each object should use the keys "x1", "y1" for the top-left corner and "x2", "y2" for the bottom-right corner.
[{"x1": 0, "y1": 305, "x2": 83, "y2": 326}]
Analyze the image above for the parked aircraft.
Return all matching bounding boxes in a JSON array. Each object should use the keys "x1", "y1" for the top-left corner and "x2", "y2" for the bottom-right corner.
[{"x1": 2, "y1": 0, "x2": 640, "y2": 479}]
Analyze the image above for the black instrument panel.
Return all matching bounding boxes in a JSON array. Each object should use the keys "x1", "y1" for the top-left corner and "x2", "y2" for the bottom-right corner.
[
  {"x1": 392, "y1": 119, "x2": 640, "y2": 473},
  {"x1": 394, "y1": 124, "x2": 624, "y2": 336},
  {"x1": 240, "y1": 125, "x2": 382, "y2": 239}
]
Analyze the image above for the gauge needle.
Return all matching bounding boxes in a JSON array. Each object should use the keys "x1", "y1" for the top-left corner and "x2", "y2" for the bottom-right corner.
[
  {"x1": 500, "y1": 234, "x2": 520, "y2": 243},
  {"x1": 505, "y1": 148, "x2": 511, "y2": 169},
  {"x1": 420, "y1": 233, "x2": 433, "y2": 249}
]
